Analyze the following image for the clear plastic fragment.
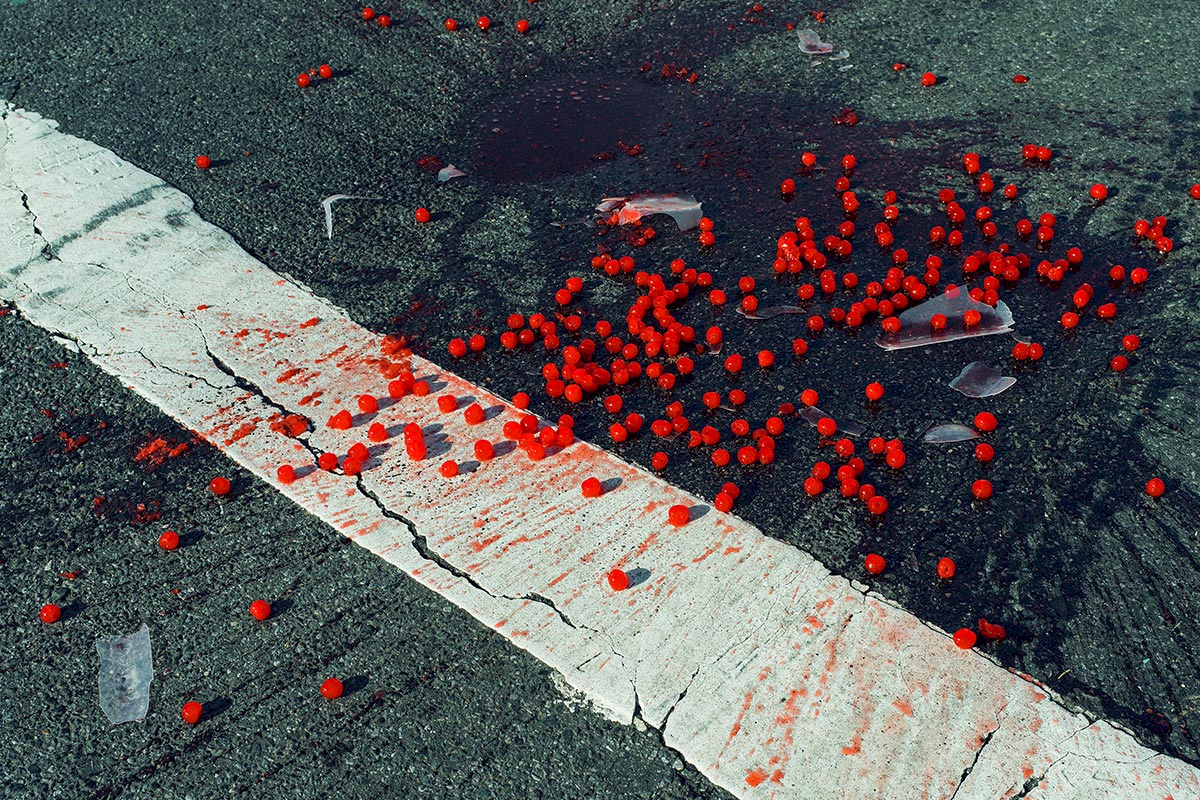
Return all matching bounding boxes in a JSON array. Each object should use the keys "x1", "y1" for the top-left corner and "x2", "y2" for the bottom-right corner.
[
  {"x1": 876, "y1": 286, "x2": 1015, "y2": 350},
  {"x1": 798, "y1": 405, "x2": 866, "y2": 437},
  {"x1": 921, "y1": 423, "x2": 980, "y2": 444},
  {"x1": 437, "y1": 164, "x2": 467, "y2": 182},
  {"x1": 797, "y1": 29, "x2": 834, "y2": 54},
  {"x1": 320, "y1": 194, "x2": 380, "y2": 240},
  {"x1": 950, "y1": 361, "x2": 1016, "y2": 398},
  {"x1": 736, "y1": 305, "x2": 806, "y2": 320},
  {"x1": 596, "y1": 193, "x2": 703, "y2": 231},
  {"x1": 97, "y1": 624, "x2": 153, "y2": 724}
]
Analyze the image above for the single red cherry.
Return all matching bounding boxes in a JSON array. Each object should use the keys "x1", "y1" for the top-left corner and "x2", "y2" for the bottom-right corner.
[
  {"x1": 181, "y1": 701, "x2": 203, "y2": 724},
  {"x1": 607, "y1": 569, "x2": 630, "y2": 591},
  {"x1": 249, "y1": 599, "x2": 272, "y2": 621}
]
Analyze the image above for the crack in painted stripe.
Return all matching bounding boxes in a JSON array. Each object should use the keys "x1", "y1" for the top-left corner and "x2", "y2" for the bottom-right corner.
[{"x1": 2, "y1": 104, "x2": 1196, "y2": 800}]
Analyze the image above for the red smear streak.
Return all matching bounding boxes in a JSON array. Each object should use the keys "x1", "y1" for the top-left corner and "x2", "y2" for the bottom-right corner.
[
  {"x1": 134, "y1": 436, "x2": 190, "y2": 469},
  {"x1": 745, "y1": 769, "x2": 768, "y2": 787},
  {"x1": 725, "y1": 690, "x2": 756, "y2": 750},
  {"x1": 468, "y1": 535, "x2": 501, "y2": 553},
  {"x1": 130, "y1": 500, "x2": 162, "y2": 525},
  {"x1": 299, "y1": 317, "x2": 320, "y2": 329},
  {"x1": 276, "y1": 367, "x2": 304, "y2": 383},
  {"x1": 59, "y1": 570, "x2": 81, "y2": 580},
  {"x1": 313, "y1": 345, "x2": 348, "y2": 364},
  {"x1": 298, "y1": 391, "x2": 323, "y2": 406},
  {"x1": 269, "y1": 413, "x2": 309, "y2": 437},
  {"x1": 0, "y1": 308, "x2": 10, "y2": 317},
  {"x1": 39, "y1": 408, "x2": 55, "y2": 419},
  {"x1": 195, "y1": 304, "x2": 209, "y2": 310},
  {"x1": 416, "y1": 155, "x2": 445, "y2": 172},
  {"x1": 49, "y1": 362, "x2": 67, "y2": 369},
  {"x1": 225, "y1": 420, "x2": 258, "y2": 445},
  {"x1": 58, "y1": 432, "x2": 88, "y2": 452}
]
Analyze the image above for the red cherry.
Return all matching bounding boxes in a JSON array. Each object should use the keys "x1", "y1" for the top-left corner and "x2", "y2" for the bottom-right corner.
[
  {"x1": 936, "y1": 558, "x2": 956, "y2": 579},
  {"x1": 607, "y1": 569, "x2": 630, "y2": 591},
  {"x1": 158, "y1": 530, "x2": 180, "y2": 550},
  {"x1": 249, "y1": 600, "x2": 272, "y2": 620},
  {"x1": 1145, "y1": 477, "x2": 1165, "y2": 498},
  {"x1": 181, "y1": 701, "x2": 203, "y2": 724},
  {"x1": 953, "y1": 628, "x2": 977, "y2": 649},
  {"x1": 864, "y1": 553, "x2": 886, "y2": 575},
  {"x1": 39, "y1": 603, "x2": 61, "y2": 623},
  {"x1": 320, "y1": 678, "x2": 344, "y2": 699},
  {"x1": 973, "y1": 412, "x2": 997, "y2": 433},
  {"x1": 209, "y1": 476, "x2": 231, "y2": 496}
]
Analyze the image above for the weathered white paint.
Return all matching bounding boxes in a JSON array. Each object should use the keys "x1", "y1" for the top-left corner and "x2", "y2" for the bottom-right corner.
[{"x1": 1, "y1": 104, "x2": 1194, "y2": 799}]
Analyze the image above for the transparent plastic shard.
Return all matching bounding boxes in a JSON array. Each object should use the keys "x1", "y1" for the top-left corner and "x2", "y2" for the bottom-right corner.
[
  {"x1": 797, "y1": 29, "x2": 834, "y2": 54},
  {"x1": 321, "y1": 194, "x2": 380, "y2": 240},
  {"x1": 921, "y1": 423, "x2": 980, "y2": 444},
  {"x1": 97, "y1": 624, "x2": 153, "y2": 724},
  {"x1": 799, "y1": 405, "x2": 866, "y2": 437},
  {"x1": 736, "y1": 305, "x2": 805, "y2": 320},
  {"x1": 437, "y1": 164, "x2": 467, "y2": 182},
  {"x1": 596, "y1": 193, "x2": 703, "y2": 231},
  {"x1": 950, "y1": 361, "x2": 1017, "y2": 398},
  {"x1": 876, "y1": 286, "x2": 1015, "y2": 350}
]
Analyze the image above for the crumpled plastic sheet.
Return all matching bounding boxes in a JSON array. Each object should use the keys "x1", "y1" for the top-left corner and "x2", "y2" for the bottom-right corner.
[
  {"x1": 949, "y1": 361, "x2": 1016, "y2": 398},
  {"x1": 736, "y1": 305, "x2": 805, "y2": 320},
  {"x1": 921, "y1": 423, "x2": 980, "y2": 444},
  {"x1": 595, "y1": 193, "x2": 703, "y2": 231},
  {"x1": 96, "y1": 624, "x2": 153, "y2": 724},
  {"x1": 797, "y1": 29, "x2": 834, "y2": 54},
  {"x1": 876, "y1": 287, "x2": 1015, "y2": 350},
  {"x1": 320, "y1": 194, "x2": 380, "y2": 240},
  {"x1": 799, "y1": 405, "x2": 867, "y2": 437}
]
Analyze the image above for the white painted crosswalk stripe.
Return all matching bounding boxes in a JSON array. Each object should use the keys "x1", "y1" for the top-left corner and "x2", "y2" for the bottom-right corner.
[{"x1": 2, "y1": 103, "x2": 1195, "y2": 799}]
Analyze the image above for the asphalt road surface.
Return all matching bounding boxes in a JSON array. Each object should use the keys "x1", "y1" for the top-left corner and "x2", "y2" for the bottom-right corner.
[{"x1": 2, "y1": 0, "x2": 1200, "y2": 796}]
